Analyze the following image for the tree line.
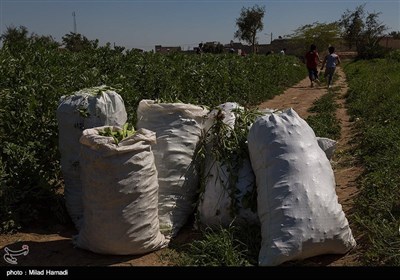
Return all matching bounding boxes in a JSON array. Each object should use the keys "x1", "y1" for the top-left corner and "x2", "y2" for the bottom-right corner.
[
  {"x1": 235, "y1": 4, "x2": 396, "y2": 59},
  {"x1": 1, "y1": 4, "x2": 397, "y2": 59}
]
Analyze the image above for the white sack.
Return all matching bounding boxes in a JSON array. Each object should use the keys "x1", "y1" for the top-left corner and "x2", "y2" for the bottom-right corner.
[
  {"x1": 75, "y1": 127, "x2": 168, "y2": 255},
  {"x1": 136, "y1": 100, "x2": 209, "y2": 237},
  {"x1": 316, "y1": 137, "x2": 337, "y2": 160},
  {"x1": 199, "y1": 103, "x2": 258, "y2": 227},
  {"x1": 248, "y1": 108, "x2": 356, "y2": 266},
  {"x1": 57, "y1": 86, "x2": 127, "y2": 230},
  {"x1": 257, "y1": 110, "x2": 337, "y2": 161}
]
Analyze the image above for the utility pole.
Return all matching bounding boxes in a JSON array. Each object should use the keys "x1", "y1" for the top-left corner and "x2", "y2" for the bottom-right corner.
[{"x1": 72, "y1": 11, "x2": 77, "y2": 33}]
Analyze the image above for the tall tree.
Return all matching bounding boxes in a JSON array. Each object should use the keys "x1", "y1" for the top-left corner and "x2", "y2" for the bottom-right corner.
[
  {"x1": 0, "y1": 25, "x2": 29, "y2": 53},
  {"x1": 340, "y1": 4, "x2": 387, "y2": 58},
  {"x1": 234, "y1": 5, "x2": 265, "y2": 54},
  {"x1": 202, "y1": 42, "x2": 224, "y2": 54},
  {"x1": 1, "y1": 25, "x2": 58, "y2": 53},
  {"x1": 62, "y1": 32, "x2": 98, "y2": 52},
  {"x1": 340, "y1": 4, "x2": 365, "y2": 50},
  {"x1": 289, "y1": 21, "x2": 341, "y2": 56}
]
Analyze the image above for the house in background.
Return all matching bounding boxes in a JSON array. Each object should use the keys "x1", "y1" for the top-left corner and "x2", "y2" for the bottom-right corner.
[
  {"x1": 223, "y1": 41, "x2": 252, "y2": 54},
  {"x1": 379, "y1": 36, "x2": 400, "y2": 49},
  {"x1": 154, "y1": 35, "x2": 400, "y2": 56}
]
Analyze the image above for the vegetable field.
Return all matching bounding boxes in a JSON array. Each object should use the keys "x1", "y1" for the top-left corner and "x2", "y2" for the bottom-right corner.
[
  {"x1": 344, "y1": 51, "x2": 400, "y2": 265},
  {"x1": 0, "y1": 42, "x2": 306, "y2": 232}
]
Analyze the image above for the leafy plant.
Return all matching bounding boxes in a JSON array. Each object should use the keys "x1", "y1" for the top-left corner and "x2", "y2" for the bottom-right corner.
[
  {"x1": 98, "y1": 123, "x2": 136, "y2": 145},
  {"x1": 0, "y1": 27, "x2": 305, "y2": 232},
  {"x1": 197, "y1": 106, "x2": 262, "y2": 220},
  {"x1": 174, "y1": 224, "x2": 258, "y2": 266},
  {"x1": 343, "y1": 53, "x2": 400, "y2": 265},
  {"x1": 306, "y1": 91, "x2": 341, "y2": 140}
]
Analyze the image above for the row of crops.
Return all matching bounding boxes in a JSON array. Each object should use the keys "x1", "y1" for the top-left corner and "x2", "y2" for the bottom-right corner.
[
  {"x1": 0, "y1": 41, "x2": 306, "y2": 232},
  {"x1": 344, "y1": 50, "x2": 400, "y2": 265}
]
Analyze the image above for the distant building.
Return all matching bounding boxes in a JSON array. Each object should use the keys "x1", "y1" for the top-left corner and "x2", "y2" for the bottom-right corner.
[
  {"x1": 223, "y1": 41, "x2": 252, "y2": 54},
  {"x1": 250, "y1": 38, "x2": 291, "y2": 55},
  {"x1": 154, "y1": 36, "x2": 400, "y2": 57},
  {"x1": 155, "y1": 45, "x2": 182, "y2": 54},
  {"x1": 379, "y1": 36, "x2": 400, "y2": 49}
]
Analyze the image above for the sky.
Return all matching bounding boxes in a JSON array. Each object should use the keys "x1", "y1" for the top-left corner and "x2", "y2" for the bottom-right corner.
[{"x1": 0, "y1": 0, "x2": 399, "y2": 51}]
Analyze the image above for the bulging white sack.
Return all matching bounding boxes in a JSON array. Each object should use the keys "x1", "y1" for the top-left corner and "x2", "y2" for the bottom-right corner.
[
  {"x1": 56, "y1": 86, "x2": 127, "y2": 230},
  {"x1": 136, "y1": 100, "x2": 209, "y2": 237},
  {"x1": 198, "y1": 103, "x2": 258, "y2": 227},
  {"x1": 75, "y1": 127, "x2": 168, "y2": 255},
  {"x1": 316, "y1": 137, "x2": 337, "y2": 160},
  {"x1": 248, "y1": 108, "x2": 356, "y2": 266},
  {"x1": 257, "y1": 108, "x2": 337, "y2": 160}
]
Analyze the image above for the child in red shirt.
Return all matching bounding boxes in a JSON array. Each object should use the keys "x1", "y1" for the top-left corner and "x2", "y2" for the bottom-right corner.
[{"x1": 305, "y1": 44, "x2": 321, "y2": 88}]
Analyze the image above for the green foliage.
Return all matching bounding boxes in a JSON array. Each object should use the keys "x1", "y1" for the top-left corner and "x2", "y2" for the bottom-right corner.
[
  {"x1": 306, "y1": 91, "x2": 341, "y2": 140},
  {"x1": 0, "y1": 25, "x2": 59, "y2": 55},
  {"x1": 202, "y1": 42, "x2": 224, "y2": 54},
  {"x1": 98, "y1": 123, "x2": 136, "y2": 145},
  {"x1": 0, "y1": 27, "x2": 305, "y2": 232},
  {"x1": 386, "y1": 49, "x2": 400, "y2": 62},
  {"x1": 340, "y1": 4, "x2": 365, "y2": 50},
  {"x1": 135, "y1": 52, "x2": 306, "y2": 109},
  {"x1": 61, "y1": 32, "x2": 98, "y2": 52},
  {"x1": 175, "y1": 224, "x2": 260, "y2": 266},
  {"x1": 288, "y1": 22, "x2": 341, "y2": 57},
  {"x1": 343, "y1": 55, "x2": 400, "y2": 265},
  {"x1": 339, "y1": 4, "x2": 387, "y2": 59},
  {"x1": 0, "y1": 45, "x2": 66, "y2": 232},
  {"x1": 234, "y1": 5, "x2": 266, "y2": 53},
  {"x1": 1, "y1": 25, "x2": 29, "y2": 41},
  {"x1": 197, "y1": 107, "x2": 262, "y2": 219}
]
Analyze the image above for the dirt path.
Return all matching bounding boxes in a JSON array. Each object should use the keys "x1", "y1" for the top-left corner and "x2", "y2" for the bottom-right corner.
[{"x1": 0, "y1": 68, "x2": 362, "y2": 267}]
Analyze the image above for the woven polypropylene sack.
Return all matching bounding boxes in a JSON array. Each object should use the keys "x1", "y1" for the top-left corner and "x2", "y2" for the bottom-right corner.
[
  {"x1": 137, "y1": 100, "x2": 208, "y2": 237},
  {"x1": 56, "y1": 86, "x2": 127, "y2": 230},
  {"x1": 75, "y1": 127, "x2": 168, "y2": 255},
  {"x1": 248, "y1": 108, "x2": 356, "y2": 266},
  {"x1": 316, "y1": 137, "x2": 337, "y2": 160},
  {"x1": 199, "y1": 103, "x2": 258, "y2": 227}
]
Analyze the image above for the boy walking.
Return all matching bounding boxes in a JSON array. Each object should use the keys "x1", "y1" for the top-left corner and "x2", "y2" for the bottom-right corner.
[
  {"x1": 321, "y1": 46, "x2": 341, "y2": 89},
  {"x1": 305, "y1": 44, "x2": 321, "y2": 88}
]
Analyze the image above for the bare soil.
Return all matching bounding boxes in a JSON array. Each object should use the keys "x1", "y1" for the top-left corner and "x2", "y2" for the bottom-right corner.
[{"x1": 0, "y1": 67, "x2": 362, "y2": 267}]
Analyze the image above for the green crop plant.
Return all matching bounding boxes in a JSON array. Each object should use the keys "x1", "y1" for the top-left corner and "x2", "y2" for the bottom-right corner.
[
  {"x1": 0, "y1": 34, "x2": 305, "y2": 232},
  {"x1": 343, "y1": 51, "x2": 400, "y2": 265},
  {"x1": 195, "y1": 106, "x2": 263, "y2": 222},
  {"x1": 98, "y1": 123, "x2": 136, "y2": 145}
]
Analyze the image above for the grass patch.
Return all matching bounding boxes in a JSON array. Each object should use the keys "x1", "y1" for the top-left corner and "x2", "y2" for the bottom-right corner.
[
  {"x1": 306, "y1": 91, "x2": 341, "y2": 140},
  {"x1": 169, "y1": 223, "x2": 261, "y2": 266},
  {"x1": 343, "y1": 53, "x2": 400, "y2": 265}
]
